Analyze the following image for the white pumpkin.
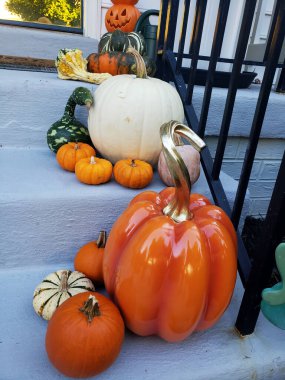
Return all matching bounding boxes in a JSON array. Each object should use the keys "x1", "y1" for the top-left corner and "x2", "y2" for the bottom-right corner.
[
  {"x1": 33, "y1": 269, "x2": 95, "y2": 320},
  {"x1": 88, "y1": 49, "x2": 184, "y2": 166}
]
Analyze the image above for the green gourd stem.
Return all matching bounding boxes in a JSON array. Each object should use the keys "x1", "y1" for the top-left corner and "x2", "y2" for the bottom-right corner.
[
  {"x1": 63, "y1": 87, "x2": 93, "y2": 120},
  {"x1": 126, "y1": 47, "x2": 147, "y2": 79},
  {"x1": 79, "y1": 295, "x2": 101, "y2": 323},
  {"x1": 160, "y1": 121, "x2": 206, "y2": 223},
  {"x1": 262, "y1": 243, "x2": 285, "y2": 305},
  {"x1": 96, "y1": 231, "x2": 107, "y2": 248}
]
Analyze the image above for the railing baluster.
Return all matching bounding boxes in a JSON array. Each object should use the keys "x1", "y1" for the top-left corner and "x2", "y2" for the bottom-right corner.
[
  {"x1": 156, "y1": 0, "x2": 169, "y2": 52},
  {"x1": 236, "y1": 149, "x2": 285, "y2": 336},
  {"x1": 197, "y1": 0, "x2": 231, "y2": 138},
  {"x1": 231, "y1": 0, "x2": 285, "y2": 228},
  {"x1": 163, "y1": 0, "x2": 180, "y2": 52},
  {"x1": 185, "y1": 0, "x2": 208, "y2": 105},
  {"x1": 176, "y1": 0, "x2": 191, "y2": 72},
  {"x1": 156, "y1": 0, "x2": 179, "y2": 80},
  {"x1": 211, "y1": 0, "x2": 257, "y2": 180}
]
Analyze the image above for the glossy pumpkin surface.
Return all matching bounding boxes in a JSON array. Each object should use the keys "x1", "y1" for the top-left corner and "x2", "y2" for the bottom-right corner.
[
  {"x1": 114, "y1": 159, "x2": 153, "y2": 188},
  {"x1": 103, "y1": 187, "x2": 237, "y2": 342},
  {"x1": 105, "y1": 4, "x2": 140, "y2": 32},
  {"x1": 75, "y1": 156, "x2": 113, "y2": 185},
  {"x1": 56, "y1": 142, "x2": 95, "y2": 172},
  {"x1": 46, "y1": 292, "x2": 124, "y2": 378}
]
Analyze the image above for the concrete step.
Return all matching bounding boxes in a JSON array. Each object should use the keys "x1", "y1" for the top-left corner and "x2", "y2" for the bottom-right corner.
[
  {"x1": 0, "y1": 265, "x2": 284, "y2": 380},
  {"x1": 0, "y1": 146, "x2": 242, "y2": 269}
]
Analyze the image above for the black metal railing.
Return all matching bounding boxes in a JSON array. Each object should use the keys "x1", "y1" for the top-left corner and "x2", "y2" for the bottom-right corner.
[{"x1": 156, "y1": 0, "x2": 285, "y2": 336}]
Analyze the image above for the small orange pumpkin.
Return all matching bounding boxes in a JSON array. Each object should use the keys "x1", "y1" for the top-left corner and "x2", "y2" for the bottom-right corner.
[
  {"x1": 105, "y1": 4, "x2": 140, "y2": 32},
  {"x1": 75, "y1": 156, "x2": 113, "y2": 185},
  {"x1": 56, "y1": 142, "x2": 95, "y2": 172},
  {"x1": 114, "y1": 159, "x2": 153, "y2": 189},
  {"x1": 74, "y1": 231, "x2": 107, "y2": 284},
  {"x1": 46, "y1": 292, "x2": 124, "y2": 378}
]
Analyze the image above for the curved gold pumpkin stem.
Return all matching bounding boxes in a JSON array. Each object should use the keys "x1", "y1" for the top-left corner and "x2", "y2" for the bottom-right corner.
[{"x1": 160, "y1": 121, "x2": 206, "y2": 222}]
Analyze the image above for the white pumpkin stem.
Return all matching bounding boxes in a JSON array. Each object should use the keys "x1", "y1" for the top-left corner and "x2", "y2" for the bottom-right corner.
[
  {"x1": 79, "y1": 295, "x2": 101, "y2": 322},
  {"x1": 96, "y1": 231, "x2": 107, "y2": 248},
  {"x1": 59, "y1": 270, "x2": 70, "y2": 292},
  {"x1": 160, "y1": 121, "x2": 206, "y2": 222},
  {"x1": 90, "y1": 156, "x2": 96, "y2": 164},
  {"x1": 126, "y1": 47, "x2": 147, "y2": 79}
]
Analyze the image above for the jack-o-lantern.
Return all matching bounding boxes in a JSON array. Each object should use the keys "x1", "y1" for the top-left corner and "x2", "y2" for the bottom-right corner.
[{"x1": 105, "y1": 4, "x2": 141, "y2": 33}]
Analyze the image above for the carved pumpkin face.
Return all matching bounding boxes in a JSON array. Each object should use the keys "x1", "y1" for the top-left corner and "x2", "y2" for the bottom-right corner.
[{"x1": 105, "y1": 5, "x2": 141, "y2": 33}]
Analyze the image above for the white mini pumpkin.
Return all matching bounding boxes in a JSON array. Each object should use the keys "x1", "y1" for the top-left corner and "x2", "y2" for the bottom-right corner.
[
  {"x1": 88, "y1": 48, "x2": 184, "y2": 166},
  {"x1": 33, "y1": 269, "x2": 95, "y2": 320}
]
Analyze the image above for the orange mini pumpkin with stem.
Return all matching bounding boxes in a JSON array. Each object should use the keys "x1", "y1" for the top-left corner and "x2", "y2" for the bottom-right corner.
[
  {"x1": 74, "y1": 231, "x2": 107, "y2": 284},
  {"x1": 56, "y1": 142, "x2": 95, "y2": 172},
  {"x1": 46, "y1": 292, "x2": 124, "y2": 378},
  {"x1": 114, "y1": 158, "x2": 153, "y2": 189},
  {"x1": 75, "y1": 156, "x2": 113, "y2": 185},
  {"x1": 103, "y1": 121, "x2": 237, "y2": 342}
]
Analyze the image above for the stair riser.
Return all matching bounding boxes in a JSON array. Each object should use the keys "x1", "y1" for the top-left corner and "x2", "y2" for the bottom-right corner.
[
  {"x1": 1, "y1": 197, "x2": 129, "y2": 269},
  {"x1": 0, "y1": 71, "x2": 94, "y2": 148}
]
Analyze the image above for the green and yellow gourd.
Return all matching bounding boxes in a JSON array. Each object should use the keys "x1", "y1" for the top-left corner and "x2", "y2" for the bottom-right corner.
[{"x1": 47, "y1": 87, "x2": 94, "y2": 153}]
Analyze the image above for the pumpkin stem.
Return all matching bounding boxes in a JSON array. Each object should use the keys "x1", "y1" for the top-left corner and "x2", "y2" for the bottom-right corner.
[
  {"x1": 74, "y1": 143, "x2": 80, "y2": 150},
  {"x1": 96, "y1": 231, "x2": 107, "y2": 248},
  {"x1": 126, "y1": 47, "x2": 147, "y2": 79},
  {"x1": 160, "y1": 121, "x2": 206, "y2": 222},
  {"x1": 79, "y1": 295, "x2": 101, "y2": 322},
  {"x1": 130, "y1": 159, "x2": 136, "y2": 167},
  {"x1": 90, "y1": 156, "x2": 96, "y2": 164},
  {"x1": 59, "y1": 270, "x2": 70, "y2": 292}
]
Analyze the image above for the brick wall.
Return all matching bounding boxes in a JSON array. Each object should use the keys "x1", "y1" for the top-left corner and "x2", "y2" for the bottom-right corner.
[{"x1": 205, "y1": 137, "x2": 284, "y2": 218}]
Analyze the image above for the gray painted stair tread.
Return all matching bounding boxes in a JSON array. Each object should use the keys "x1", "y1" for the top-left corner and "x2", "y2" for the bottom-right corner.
[{"x1": 0, "y1": 266, "x2": 284, "y2": 380}]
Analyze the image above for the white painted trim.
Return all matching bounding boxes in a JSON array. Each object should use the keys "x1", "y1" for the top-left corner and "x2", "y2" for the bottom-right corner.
[{"x1": 83, "y1": 0, "x2": 102, "y2": 39}]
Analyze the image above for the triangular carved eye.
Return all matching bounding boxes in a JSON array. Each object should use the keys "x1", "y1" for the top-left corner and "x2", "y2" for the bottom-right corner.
[
  {"x1": 121, "y1": 8, "x2": 127, "y2": 16},
  {"x1": 110, "y1": 10, "x2": 113, "y2": 16}
]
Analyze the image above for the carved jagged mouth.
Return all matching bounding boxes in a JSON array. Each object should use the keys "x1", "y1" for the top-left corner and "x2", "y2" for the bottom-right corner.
[{"x1": 107, "y1": 18, "x2": 131, "y2": 28}]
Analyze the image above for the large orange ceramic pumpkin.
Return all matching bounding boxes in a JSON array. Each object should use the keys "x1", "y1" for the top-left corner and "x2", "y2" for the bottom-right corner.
[
  {"x1": 105, "y1": 4, "x2": 140, "y2": 32},
  {"x1": 103, "y1": 121, "x2": 237, "y2": 342}
]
